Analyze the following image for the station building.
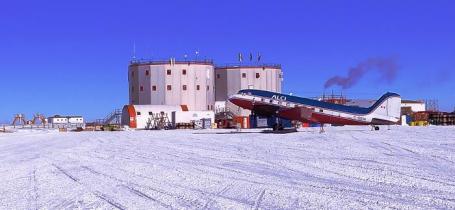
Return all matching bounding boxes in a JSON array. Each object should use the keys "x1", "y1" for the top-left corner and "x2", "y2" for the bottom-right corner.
[
  {"x1": 128, "y1": 60, "x2": 215, "y2": 111},
  {"x1": 214, "y1": 64, "x2": 283, "y2": 116},
  {"x1": 124, "y1": 58, "x2": 284, "y2": 129}
]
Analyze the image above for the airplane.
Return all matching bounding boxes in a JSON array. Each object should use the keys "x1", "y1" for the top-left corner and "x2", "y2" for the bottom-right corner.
[{"x1": 228, "y1": 89, "x2": 401, "y2": 132}]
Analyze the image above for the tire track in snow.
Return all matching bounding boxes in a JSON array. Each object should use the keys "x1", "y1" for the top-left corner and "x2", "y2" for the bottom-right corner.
[
  {"x1": 27, "y1": 169, "x2": 39, "y2": 210},
  {"x1": 80, "y1": 165, "x2": 189, "y2": 209},
  {"x1": 104, "y1": 164, "x2": 253, "y2": 208},
  {"x1": 54, "y1": 151, "x2": 197, "y2": 209},
  {"x1": 108, "y1": 134, "x2": 455, "y2": 209},
  {"x1": 93, "y1": 192, "x2": 127, "y2": 210},
  {"x1": 77, "y1": 149, "x2": 275, "y2": 208},
  {"x1": 253, "y1": 189, "x2": 266, "y2": 210},
  {"x1": 51, "y1": 163, "x2": 128, "y2": 209},
  {"x1": 120, "y1": 184, "x2": 175, "y2": 210},
  {"x1": 202, "y1": 183, "x2": 232, "y2": 209},
  {"x1": 52, "y1": 164, "x2": 78, "y2": 182}
]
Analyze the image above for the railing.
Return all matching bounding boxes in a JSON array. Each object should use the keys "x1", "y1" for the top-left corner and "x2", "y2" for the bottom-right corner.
[
  {"x1": 104, "y1": 109, "x2": 122, "y2": 125},
  {"x1": 95, "y1": 109, "x2": 122, "y2": 126},
  {"x1": 130, "y1": 59, "x2": 214, "y2": 66},
  {"x1": 216, "y1": 63, "x2": 281, "y2": 69}
]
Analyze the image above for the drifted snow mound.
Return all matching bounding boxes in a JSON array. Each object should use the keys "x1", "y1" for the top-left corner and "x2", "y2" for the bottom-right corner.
[{"x1": 0, "y1": 126, "x2": 454, "y2": 209}]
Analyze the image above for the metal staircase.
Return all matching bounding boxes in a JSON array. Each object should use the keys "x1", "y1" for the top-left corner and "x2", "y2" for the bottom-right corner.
[
  {"x1": 96, "y1": 109, "x2": 122, "y2": 126},
  {"x1": 215, "y1": 107, "x2": 235, "y2": 120}
]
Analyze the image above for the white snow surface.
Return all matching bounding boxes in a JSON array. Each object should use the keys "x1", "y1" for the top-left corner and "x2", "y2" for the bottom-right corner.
[{"x1": 1, "y1": 126, "x2": 455, "y2": 209}]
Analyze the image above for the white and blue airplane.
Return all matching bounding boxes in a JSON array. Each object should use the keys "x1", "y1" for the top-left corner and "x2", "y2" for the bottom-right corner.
[{"x1": 228, "y1": 89, "x2": 402, "y2": 131}]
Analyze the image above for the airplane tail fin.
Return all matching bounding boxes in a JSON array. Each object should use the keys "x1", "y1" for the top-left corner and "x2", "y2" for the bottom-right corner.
[{"x1": 369, "y1": 92, "x2": 401, "y2": 124}]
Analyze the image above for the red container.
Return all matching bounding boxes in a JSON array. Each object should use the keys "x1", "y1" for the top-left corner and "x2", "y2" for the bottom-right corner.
[{"x1": 234, "y1": 116, "x2": 250, "y2": 128}]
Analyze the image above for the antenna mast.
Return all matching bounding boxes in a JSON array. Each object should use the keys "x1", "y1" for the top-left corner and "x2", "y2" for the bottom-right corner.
[{"x1": 132, "y1": 41, "x2": 137, "y2": 60}]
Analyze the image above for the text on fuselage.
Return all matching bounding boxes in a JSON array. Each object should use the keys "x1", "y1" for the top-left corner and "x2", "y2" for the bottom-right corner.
[{"x1": 271, "y1": 95, "x2": 287, "y2": 101}]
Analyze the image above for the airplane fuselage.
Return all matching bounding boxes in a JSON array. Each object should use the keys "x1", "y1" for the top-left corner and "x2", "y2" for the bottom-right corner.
[{"x1": 229, "y1": 89, "x2": 401, "y2": 125}]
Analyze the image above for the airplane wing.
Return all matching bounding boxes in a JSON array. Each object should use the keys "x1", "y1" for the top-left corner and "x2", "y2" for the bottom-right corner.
[
  {"x1": 252, "y1": 103, "x2": 318, "y2": 123},
  {"x1": 251, "y1": 104, "x2": 280, "y2": 116},
  {"x1": 278, "y1": 106, "x2": 317, "y2": 122}
]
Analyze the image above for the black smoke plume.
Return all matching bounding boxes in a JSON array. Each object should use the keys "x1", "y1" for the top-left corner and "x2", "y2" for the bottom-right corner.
[{"x1": 324, "y1": 57, "x2": 398, "y2": 89}]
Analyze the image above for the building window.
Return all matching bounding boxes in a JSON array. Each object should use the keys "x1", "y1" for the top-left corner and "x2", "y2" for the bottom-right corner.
[
  {"x1": 216, "y1": 74, "x2": 220, "y2": 79},
  {"x1": 182, "y1": 85, "x2": 187, "y2": 90},
  {"x1": 206, "y1": 85, "x2": 209, "y2": 91},
  {"x1": 207, "y1": 105, "x2": 210, "y2": 110},
  {"x1": 242, "y1": 73, "x2": 246, "y2": 78},
  {"x1": 132, "y1": 71, "x2": 134, "y2": 77},
  {"x1": 167, "y1": 85, "x2": 172, "y2": 90},
  {"x1": 196, "y1": 85, "x2": 200, "y2": 90},
  {"x1": 131, "y1": 86, "x2": 134, "y2": 92},
  {"x1": 137, "y1": 112, "x2": 141, "y2": 115},
  {"x1": 145, "y1": 70, "x2": 149, "y2": 76},
  {"x1": 319, "y1": 109, "x2": 323, "y2": 113},
  {"x1": 148, "y1": 112, "x2": 153, "y2": 115},
  {"x1": 152, "y1": 86, "x2": 157, "y2": 91},
  {"x1": 140, "y1": 86, "x2": 144, "y2": 91},
  {"x1": 256, "y1": 73, "x2": 260, "y2": 78},
  {"x1": 167, "y1": 69, "x2": 171, "y2": 75},
  {"x1": 279, "y1": 73, "x2": 283, "y2": 78},
  {"x1": 182, "y1": 69, "x2": 187, "y2": 75}
]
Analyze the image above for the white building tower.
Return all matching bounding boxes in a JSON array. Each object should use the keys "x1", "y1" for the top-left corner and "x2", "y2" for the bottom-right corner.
[
  {"x1": 214, "y1": 64, "x2": 283, "y2": 116},
  {"x1": 129, "y1": 59, "x2": 215, "y2": 111}
]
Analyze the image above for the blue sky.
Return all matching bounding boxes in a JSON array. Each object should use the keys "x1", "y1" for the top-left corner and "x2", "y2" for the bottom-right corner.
[{"x1": 1, "y1": 0, "x2": 454, "y2": 122}]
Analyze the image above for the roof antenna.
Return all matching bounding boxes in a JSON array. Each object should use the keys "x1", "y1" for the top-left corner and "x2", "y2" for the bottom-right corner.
[{"x1": 132, "y1": 41, "x2": 137, "y2": 61}]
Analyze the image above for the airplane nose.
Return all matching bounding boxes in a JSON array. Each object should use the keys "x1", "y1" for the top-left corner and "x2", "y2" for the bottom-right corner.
[{"x1": 228, "y1": 94, "x2": 242, "y2": 106}]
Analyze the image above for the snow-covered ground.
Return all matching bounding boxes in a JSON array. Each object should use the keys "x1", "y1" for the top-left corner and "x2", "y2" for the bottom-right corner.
[{"x1": 1, "y1": 126, "x2": 455, "y2": 209}]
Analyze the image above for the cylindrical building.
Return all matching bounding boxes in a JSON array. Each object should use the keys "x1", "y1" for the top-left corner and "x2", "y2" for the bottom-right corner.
[
  {"x1": 215, "y1": 64, "x2": 283, "y2": 101},
  {"x1": 214, "y1": 64, "x2": 283, "y2": 116},
  {"x1": 128, "y1": 60, "x2": 215, "y2": 111}
]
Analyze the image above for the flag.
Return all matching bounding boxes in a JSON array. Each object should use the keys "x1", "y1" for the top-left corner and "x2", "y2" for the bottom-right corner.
[{"x1": 238, "y1": 53, "x2": 243, "y2": 62}]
